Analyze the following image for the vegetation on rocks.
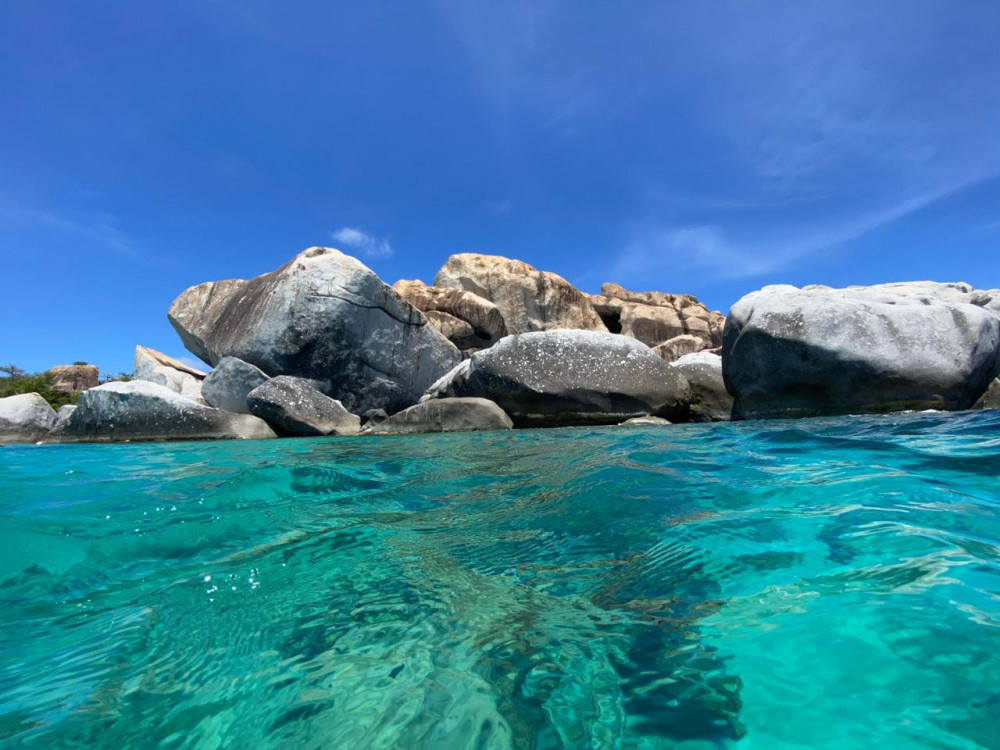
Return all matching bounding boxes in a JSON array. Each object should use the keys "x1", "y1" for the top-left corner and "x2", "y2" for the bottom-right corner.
[{"x1": 0, "y1": 365, "x2": 79, "y2": 409}]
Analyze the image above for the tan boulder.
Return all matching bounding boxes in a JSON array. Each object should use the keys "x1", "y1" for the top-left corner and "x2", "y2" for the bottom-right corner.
[
  {"x1": 48, "y1": 364, "x2": 99, "y2": 393},
  {"x1": 392, "y1": 279, "x2": 507, "y2": 350},
  {"x1": 589, "y1": 283, "x2": 724, "y2": 350},
  {"x1": 654, "y1": 334, "x2": 706, "y2": 363},
  {"x1": 434, "y1": 254, "x2": 606, "y2": 335}
]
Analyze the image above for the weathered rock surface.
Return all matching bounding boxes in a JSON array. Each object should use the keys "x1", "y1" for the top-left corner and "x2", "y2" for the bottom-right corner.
[
  {"x1": 246, "y1": 376, "x2": 360, "y2": 436},
  {"x1": 669, "y1": 351, "x2": 732, "y2": 422},
  {"x1": 723, "y1": 283, "x2": 1000, "y2": 419},
  {"x1": 974, "y1": 378, "x2": 1000, "y2": 410},
  {"x1": 48, "y1": 364, "x2": 99, "y2": 393},
  {"x1": 364, "y1": 397, "x2": 513, "y2": 435},
  {"x1": 361, "y1": 408, "x2": 388, "y2": 426},
  {"x1": 619, "y1": 415, "x2": 672, "y2": 426},
  {"x1": 434, "y1": 254, "x2": 606, "y2": 335},
  {"x1": 54, "y1": 404, "x2": 77, "y2": 431},
  {"x1": 589, "y1": 283, "x2": 724, "y2": 351},
  {"x1": 393, "y1": 279, "x2": 507, "y2": 351},
  {"x1": 422, "y1": 330, "x2": 690, "y2": 427},
  {"x1": 654, "y1": 334, "x2": 707, "y2": 363},
  {"x1": 0, "y1": 393, "x2": 58, "y2": 443},
  {"x1": 168, "y1": 247, "x2": 461, "y2": 414},
  {"x1": 134, "y1": 345, "x2": 206, "y2": 402},
  {"x1": 201, "y1": 357, "x2": 269, "y2": 414},
  {"x1": 61, "y1": 381, "x2": 276, "y2": 442}
]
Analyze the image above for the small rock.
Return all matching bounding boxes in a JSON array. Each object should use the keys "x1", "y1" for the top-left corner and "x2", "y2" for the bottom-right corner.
[
  {"x1": 364, "y1": 398, "x2": 513, "y2": 435},
  {"x1": 247, "y1": 376, "x2": 360, "y2": 436},
  {"x1": 619, "y1": 416, "x2": 671, "y2": 426}
]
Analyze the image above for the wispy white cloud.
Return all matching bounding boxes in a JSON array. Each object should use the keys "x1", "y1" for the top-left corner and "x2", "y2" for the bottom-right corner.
[
  {"x1": 330, "y1": 226, "x2": 394, "y2": 259},
  {"x1": 0, "y1": 203, "x2": 139, "y2": 259}
]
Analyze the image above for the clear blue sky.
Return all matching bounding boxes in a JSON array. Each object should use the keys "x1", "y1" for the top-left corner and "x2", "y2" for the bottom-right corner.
[{"x1": 3, "y1": 1, "x2": 999, "y2": 375}]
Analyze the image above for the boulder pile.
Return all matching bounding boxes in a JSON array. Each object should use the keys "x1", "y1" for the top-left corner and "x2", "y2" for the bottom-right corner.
[{"x1": 3, "y1": 247, "x2": 998, "y2": 445}]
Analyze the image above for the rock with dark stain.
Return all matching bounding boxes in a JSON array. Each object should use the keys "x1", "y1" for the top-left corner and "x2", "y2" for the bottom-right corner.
[
  {"x1": 168, "y1": 247, "x2": 462, "y2": 414},
  {"x1": 247, "y1": 376, "x2": 360, "y2": 436}
]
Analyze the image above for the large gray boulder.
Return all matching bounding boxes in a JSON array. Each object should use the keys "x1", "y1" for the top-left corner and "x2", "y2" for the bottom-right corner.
[
  {"x1": 134, "y1": 345, "x2": 206, "y2": 402},
  {"x1": 422, "y1": 330, "x2": 691, "y2": 427},
  {"x1": 168, "y1": 247, "x2": 461, "y2": 414},
  {"x1": 61, "y1": 381, "x2": 276, "y2": 442},
  {"x1": 669, "y1": 351, "x2": 732, "y2": 422},
  {"x1": 974, "y1": 378, "x2": 1000, "y2": 410},
  {"x1": 0, "y1": 393, "x2": 58, "y2": 443},
  {"x1": 201, "y1": 357, "x2": 269, "y2": 414},
  {"x1": 246, "y1": 376, "x2": 360, "y2": 436},
  {"x1": 364, "y1": 397, "x2": 513, "y2": 435},
  {"x1": 434, "y1": 254, "x2": 606, "y2": 335},
  {"x1": 723, "y1": 282, "x2": 1000, "y2": 419}
]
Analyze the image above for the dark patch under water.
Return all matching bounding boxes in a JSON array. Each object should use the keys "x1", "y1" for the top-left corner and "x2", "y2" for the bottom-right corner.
[{"x1": 1, "y1": 410, "x2": 999, "y2": 748}]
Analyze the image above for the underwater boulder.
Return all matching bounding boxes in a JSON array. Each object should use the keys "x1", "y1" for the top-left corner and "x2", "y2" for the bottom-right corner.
[
  {"x1": 168, "y1": 247, "x2": 462, "y2": 414},
  {"x1": 723, "y1": 282, "x2": 1000, "y2": 419}
]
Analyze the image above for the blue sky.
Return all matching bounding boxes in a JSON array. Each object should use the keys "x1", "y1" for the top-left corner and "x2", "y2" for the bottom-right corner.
[{"x1": 3, "y1": 1, "x2": 999, "y2": 375}]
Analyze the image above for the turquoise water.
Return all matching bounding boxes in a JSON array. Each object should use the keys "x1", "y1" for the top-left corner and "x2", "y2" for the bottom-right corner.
[{"x1": 1, "y1": 412, "x2": 999, "y2": 749}]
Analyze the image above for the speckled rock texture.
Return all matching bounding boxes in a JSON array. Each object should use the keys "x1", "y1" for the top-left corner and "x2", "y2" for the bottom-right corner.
[
  {"x1": 434, "y1": 254, "x2": 606, "y2": 335},
  {"x1": 363, "y1": 397, "x2": 513, "y2": 435},
  {"x1": 168, "y1": 247, "x2": 461, "y2": 414},
  {"x1": 422, "y1": 330, "x2": 690, "y2": 427},
  {"x1": 201, "y1": 357, "x2": 270, "y2": 414},
  {"x1": 589, "y1": 283, "x2": 724, "y2": 352},
  {"x1": 392, "y1": 279, "x2": 507, "y2": 351},
  {"x1": 668, "y1": 351, "x2": 732, "y2": 422},
  {"x1": 61, "y1": 381, "x2": 276, "y2": 442},
  {"x1": 723, "y1": 282, "x2": 1000, "y2": 420},
  {"x1": 0, "y1": 393, "x2": 58, "y2": 443},
  {"x1": 246, "y1": 376, "x2": 360, "y2": 436},
  {"x1": 134, "y1": 345, "x2": 206, "y2": 402}
]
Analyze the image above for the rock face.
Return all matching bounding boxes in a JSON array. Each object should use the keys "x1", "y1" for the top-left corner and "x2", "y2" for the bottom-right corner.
[
  {"x1": 168, "y1": 247, "x2": 461, "y2": 414},
  {"x1": 48, "y1": 364, "x2": 99, "y2": 393},
  {"x1": 61, "y1": 381, "x2": 276, "y2": 442},
  {"x1": 201, "y1": 357, "x2": 270, "y2": 414},
  {"x1": 392, "y1": 279, "x2": 507, "y2": 351},
  {"x1": 53, "y1": 404, "x2": 77, "y2": 431},
  {"x1": 669, "y1": 352, "x2": 732, "y2": 422},
  {"x1": 654, "y1": 334, "x2": 707, "y2": 363},
  {"x1": 364, "y1": 397, "x2": 513, "y2": 435},
  {"x1": 434, "y1": 254, "x2": 606, "y2": 335},
  {"x1": 246, "y1": 376, "x2": 360, "y2": 436},
  {"x1": 974, "y1": 378, "x2": 1000, "y2": 410},
  {"x1": 0, "y1": 393, "x2": 58, "y2": 443},
  {"x1": 134, "y1": 345, "x2": 206, "y2": 402},
  {"x1": 589, "y1": 283, "x2": 724, "y2": 353},
  {"x1": 723, "y1": 283, "x2": 1000, "y2": 419},
  {"x1": 422, "y1": 330, "x2": 691, "y2": 427}
]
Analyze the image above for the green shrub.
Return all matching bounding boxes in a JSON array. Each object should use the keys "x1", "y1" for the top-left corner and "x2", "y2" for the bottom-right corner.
[{"x1": 0, "y1": 367, "x2": 79, "y2": 409}]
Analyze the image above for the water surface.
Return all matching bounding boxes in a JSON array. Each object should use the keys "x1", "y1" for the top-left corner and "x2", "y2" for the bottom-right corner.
[{"x1": 2, "y1": 411, "x2": 999, "y2": 749}]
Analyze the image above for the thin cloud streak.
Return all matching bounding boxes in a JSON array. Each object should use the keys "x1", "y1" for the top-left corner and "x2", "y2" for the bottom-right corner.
[
  {"x1": 330, "y1": 226, "x2": 394, "y2": 259},
  {"x1": 0, "y1": 203, "x2": 139, "y2": 259}
]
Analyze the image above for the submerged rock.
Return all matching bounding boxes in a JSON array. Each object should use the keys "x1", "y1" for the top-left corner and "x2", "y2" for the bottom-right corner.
[
  {"x1": 0, "y1": 393, "x2": 58, "y2": 443},
  {"x1": 134, "y1": 345, "x2": 206, "y2": 402},
  {"x1": 619, "y1": 415, "x2": 672, "y2": 426},
  {"x1": 434, "y1": 253, "x2": 606, "y2": 335},
  {"x1": 61, "y1": 381, "x2": 275, "y2": 442},
  {"x1": 422, "y1": 330, "x2": 690, "y2": 427},
  {"x1": 364, "y1": 397, "x2": 513, "y2": 435},
  {"x1": 669, "y1": 351, "x2": 732, "y2": 422},
  {"x1": 168, "y1": 247, "x2": 461, "y2": 414},
  {"x1": 723, "y1": 282, "x2": 1000, "y2": 419},
  {"x1": 246, "y1": 376, "x2": 360, "y2": 436},
  {"x1": 201, "y1": 356, "x2": 269, "y2": 414},
  {"x1": 393, "y1": 279, "x2": 507, "y2": 351}
]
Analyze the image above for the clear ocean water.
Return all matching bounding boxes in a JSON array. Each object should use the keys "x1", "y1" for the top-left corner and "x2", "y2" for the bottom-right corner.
[{"x1": 1, "y1": 411, "x2": 999, "y2": 750}]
